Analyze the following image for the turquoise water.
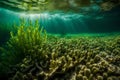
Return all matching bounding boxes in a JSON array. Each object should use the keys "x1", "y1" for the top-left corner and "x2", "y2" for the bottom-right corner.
[
  {"x1": 0, "y1": 7, "x2": 120, "y2": 46},
  {"x1": 0, "y1": 7, "x2": 120, "y2": 34},
  {"x1": 0, "y1": 2, "x2": 120, "y2": 80}
]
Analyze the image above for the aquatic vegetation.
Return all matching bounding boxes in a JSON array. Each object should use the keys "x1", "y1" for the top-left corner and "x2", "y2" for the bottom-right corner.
[
  {"x1": 0, "y1": 19, "x2": 120, "y2": 80},
  {"x1": 0, "y1": 19, "x2": 47, "y2": 76},
  {"x1": 0, "y1": 1, "x2": 120, "y2": 80},
  {"x1": 5, "y1": 34, "x2": 119, "y2": 80}
]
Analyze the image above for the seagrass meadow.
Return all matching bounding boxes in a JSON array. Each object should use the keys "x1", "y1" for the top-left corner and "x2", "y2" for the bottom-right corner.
[{"x1": 0, "y1": 0, "x2": 120, "y2": 80}]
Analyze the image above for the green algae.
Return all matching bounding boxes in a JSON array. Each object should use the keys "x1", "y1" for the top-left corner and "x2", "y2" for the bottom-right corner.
[
  {"x1": 0, "y1": 19, "x2": 47, "y2": 76},
  {"x1": 0, "y1": 20, "x2": 120, "y2": 79}
]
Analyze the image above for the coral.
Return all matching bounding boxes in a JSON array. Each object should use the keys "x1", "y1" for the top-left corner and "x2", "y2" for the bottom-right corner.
[
  {"x1": 83, "y1": 69, "x2": 91, "y2": 77},
  {"x1": 10, "y1": 35, "x2": 120, "y2": 80},
  {"x1": 0, "y1": 22, "x2": 120, "y2": 80},
  {"x1": 97, "y1": 76, "x2": 103, "y2": 80}
]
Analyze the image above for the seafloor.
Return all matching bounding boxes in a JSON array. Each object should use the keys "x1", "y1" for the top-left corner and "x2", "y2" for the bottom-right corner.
[{"x1": 0, "y1": 22, "x2": 120, "y2": 80}]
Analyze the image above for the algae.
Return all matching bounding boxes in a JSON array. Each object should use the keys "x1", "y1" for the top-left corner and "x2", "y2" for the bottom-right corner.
[
  {"x1": 0, "y1": 19, "x2": 120, "y2": 80},
  {"x1": 0, "y1": 19, "x2": 47, "y2": 77}
]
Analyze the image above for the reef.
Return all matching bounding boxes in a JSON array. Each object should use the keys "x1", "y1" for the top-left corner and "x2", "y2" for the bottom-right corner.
[
  {"x1": 0, "y1": 20, "x2": 120, "y2": 80},
  {"x1": 11, "y1": 36, "x2": 120, "y2": 80}
]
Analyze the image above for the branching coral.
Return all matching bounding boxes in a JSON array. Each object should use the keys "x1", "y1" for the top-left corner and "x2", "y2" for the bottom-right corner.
[
  {"x1": 0, "y1": 21, "x2": 120, "y2": 80},
  {"x1": 10, "y1": 34, "x2": 120, "y2": 80}
]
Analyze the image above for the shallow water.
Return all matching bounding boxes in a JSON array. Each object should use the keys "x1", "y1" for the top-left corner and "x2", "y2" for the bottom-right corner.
[
  {"x1": 0, "y1": 6, "x2": 120, "y2": 46},
  {"x1": 0, "y1": 0, "x2": 120, "y2": 80}
]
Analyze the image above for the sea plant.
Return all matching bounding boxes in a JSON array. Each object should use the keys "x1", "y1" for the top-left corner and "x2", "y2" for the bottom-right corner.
[
  {"x1": 0, "y1": 19, "x2": 47, "y2": 76},
  {"x1": 0, "y1": 23, "x2": 120, "y2": 80}
]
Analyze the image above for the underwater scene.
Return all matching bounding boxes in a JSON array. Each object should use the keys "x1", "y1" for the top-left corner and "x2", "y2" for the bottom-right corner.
[{"x1": 0, "y1": 0, "x2": 120, "y2": 80}]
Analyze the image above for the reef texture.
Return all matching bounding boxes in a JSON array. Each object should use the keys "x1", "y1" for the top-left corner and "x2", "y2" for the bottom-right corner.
[
  {"x1": 0, "y1": 0, "x2": 120, "y2": 12},
  {"x1": 0, "y1": 20, "x2": 120, "y2": 80},
  {"x1": 11, "y1": 36, "x2": 120, "y2": 80}
]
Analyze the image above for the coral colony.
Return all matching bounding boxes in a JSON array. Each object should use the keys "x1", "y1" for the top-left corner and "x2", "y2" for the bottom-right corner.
[{"x1": 0, "y1": 19, "x2": 120, "y2": 80}]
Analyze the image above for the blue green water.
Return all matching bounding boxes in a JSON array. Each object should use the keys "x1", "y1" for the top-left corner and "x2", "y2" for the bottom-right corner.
[
  {"x1": 0, "y1": 4, "x2": 120, "y2": 80},
  {"x1": 0, "y1": 6, "x2": 120, "y2": 34},
  {"x1": 0, "y1": 6, "x2": 120, "y2": 46}
]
